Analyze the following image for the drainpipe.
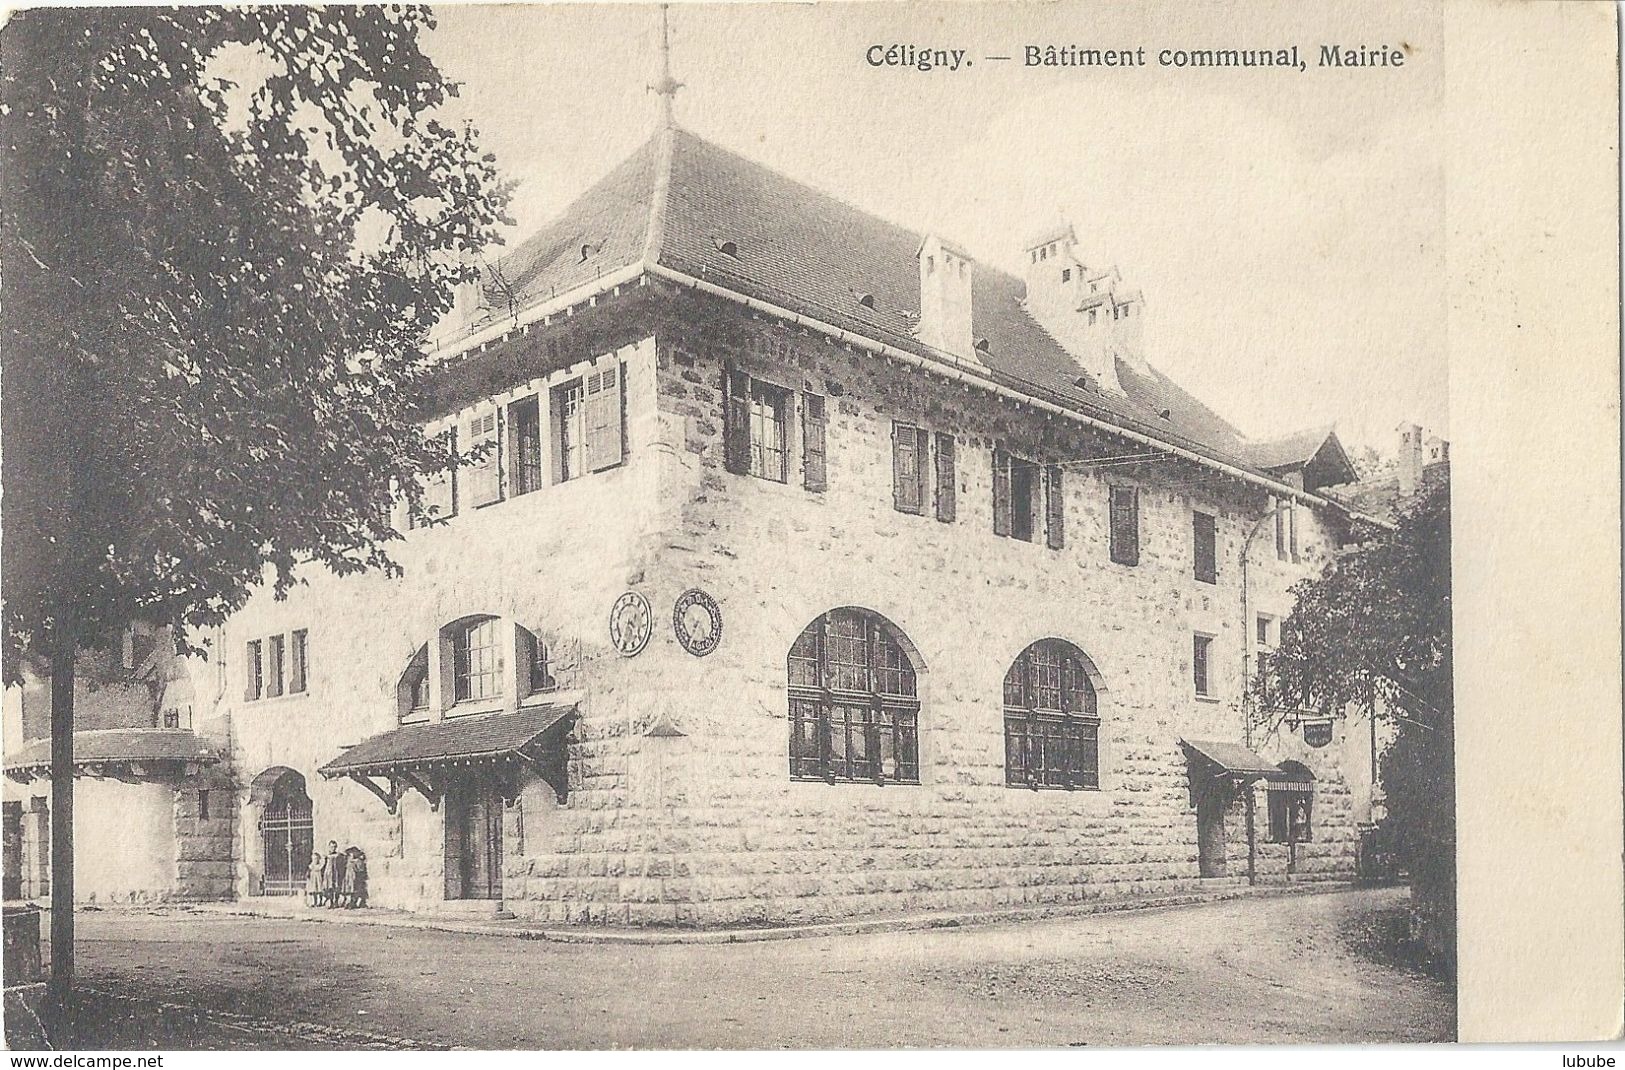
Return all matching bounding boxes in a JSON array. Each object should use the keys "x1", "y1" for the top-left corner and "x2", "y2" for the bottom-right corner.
[{"x1": 1239, "y1": 499, "x2": 1286, "y2": 887}]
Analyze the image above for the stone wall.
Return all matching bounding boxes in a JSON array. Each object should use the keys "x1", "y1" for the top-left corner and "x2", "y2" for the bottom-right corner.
[{"x1": 210, "y1": 285, "x2": 1359, "y2": 924}]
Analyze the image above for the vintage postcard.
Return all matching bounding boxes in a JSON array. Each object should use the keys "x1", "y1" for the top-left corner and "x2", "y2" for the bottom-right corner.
[{"x1": 0, "y1": 0, "x2": 1618, "y2": 1055}]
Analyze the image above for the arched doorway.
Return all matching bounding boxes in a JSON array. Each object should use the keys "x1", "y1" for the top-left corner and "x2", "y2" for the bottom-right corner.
[{"x1": 252, "y1": 767, "x2": 313, "y2": 896}]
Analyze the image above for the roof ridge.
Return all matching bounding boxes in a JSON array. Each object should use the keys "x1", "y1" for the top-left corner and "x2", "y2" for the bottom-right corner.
[{"x1": 642, "y1": 123, "x2": 676, "y2": 265}]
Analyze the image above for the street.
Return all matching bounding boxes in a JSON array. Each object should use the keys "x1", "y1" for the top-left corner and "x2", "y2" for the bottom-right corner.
[{"x1": 44, "y1": 887, "x2": 1451, "y2": 1048}]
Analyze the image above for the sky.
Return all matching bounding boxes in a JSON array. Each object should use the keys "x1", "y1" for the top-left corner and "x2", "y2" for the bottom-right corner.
[{"x1": 424, "y1": 1, "x2": 1448, "y2": 454}]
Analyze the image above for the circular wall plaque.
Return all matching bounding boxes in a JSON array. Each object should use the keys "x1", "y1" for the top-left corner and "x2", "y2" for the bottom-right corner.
[
  {"x1": 608, "y1": 591, "x2": 653, "y2": 657},
  {"x1": 673, "y1": 588, "x2": 723, "y2": 657}
]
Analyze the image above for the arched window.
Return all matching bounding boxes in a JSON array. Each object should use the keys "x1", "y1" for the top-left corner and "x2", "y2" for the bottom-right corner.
[
  {"x1": 1003, "y1": 639, "x2": 1100, "y2": 789},
  {"x1": 1267, "y1": 760, "x2": 1314, "y2": 842},
  {"x1": 787, "y1": 608, "x2": 920, "y2": 784}
]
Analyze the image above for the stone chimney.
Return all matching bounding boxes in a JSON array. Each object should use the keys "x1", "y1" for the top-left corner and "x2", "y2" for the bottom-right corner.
[
  {"x1": 1397, "y1": 423, "x2": 1424, "y2": 496},
  {"x1": 916, "y1": 235, "x2": 980, "y2": 365},
  {"x1": 1019, "y1": 224, "x2": 1144, "y2": 397}
]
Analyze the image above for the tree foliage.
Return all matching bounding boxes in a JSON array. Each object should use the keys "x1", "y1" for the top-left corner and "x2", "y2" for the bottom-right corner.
[
  {"x1": 1269, "y1": 479, "x2": 1454, "y2": 907},
  {"x1": 1, "y1": 7, "x2": 510, "y2": 678}
]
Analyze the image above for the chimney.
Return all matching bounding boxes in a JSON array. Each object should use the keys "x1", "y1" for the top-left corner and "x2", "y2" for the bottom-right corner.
[
  {"x1": 1019, "y1": 224, "x2": 1142, "y2": 396},
  {"x1": 916, "y1": 235, "x2": 980, "y2": 365},
  {"x1": 1397, "y1": 423, "x2": 1424, "y2": 496}
]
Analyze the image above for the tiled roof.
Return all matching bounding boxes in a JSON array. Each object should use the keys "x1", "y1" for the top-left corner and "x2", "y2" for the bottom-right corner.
[
  {"x1": 318, "y1": 702, "x2": 576, "y2": 777},
  {"x1": 1181, "y1": 739, "x2": 1282, "y2": 777},
  {"x1": 3, "y1": 729, "x2": 220, "y2": 775},
  {"x1": 457, "y1": 125, "x2": 1337, "y2": 485},
  {"x1": 1247, "y1": 425, "x2": 1338, "y2": 471}
]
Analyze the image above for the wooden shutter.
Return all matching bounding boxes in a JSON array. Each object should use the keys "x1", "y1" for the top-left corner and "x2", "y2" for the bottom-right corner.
[
  {"x1": 934, "y1": 432, "x2": 956, "y2": 523},
  {"x1": 584, "y1": 361, "x2": 624, "y2": 472},
  {"x1": 723, "y1": 366, "x2": 751, "y2": 474},
  {"x1": 1287, "y1": 501, "x2": 1300, "y2": 561},
  {"x1": 290, "y1": 630, "x2": 307, "y2": 694},
  {"x1": 992, "y1": 448, "x2": 1012, "y2": 536},
  {"x1": 1110, "y1": 486, "x2": 1140, "y2": 565},
  {"x1": 424, "y1": 428, "x2": 457, "y2": 519},
  {"x1": 1194, "y1": 512, "x2": 1217, "y2": 583},
  {"x1": 467, "y1": 408, "x2": 502, "y2": 506},
  {"x1": 1045, "y1": 464, "x2": 1065, "y2": 549},
  {"x1": 1274, "y1": 497, "x2": 1287, "y2": 558},
  {"x1": 892, "y1": 422, "x2": 922, "y2": 514},
  {"x1": 244, "y1": 641, "x2": 260, "y2": 702},
  {"x1": 802, "y1": 392, "x2": 827, "y2": 491}
]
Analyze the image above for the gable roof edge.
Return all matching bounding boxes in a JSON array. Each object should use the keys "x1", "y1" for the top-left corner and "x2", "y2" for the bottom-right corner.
[
  {"x1": 646, "y1": 260, "x2": 1341, "y2": 510},
  {"x1": 642, "y1": 125, "x2": 676, "y2": 265}
]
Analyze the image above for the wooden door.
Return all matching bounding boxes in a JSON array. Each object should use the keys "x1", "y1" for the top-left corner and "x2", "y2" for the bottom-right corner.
[{"x1": 445, "y1": 780, "x2": 503, "y2": 901}]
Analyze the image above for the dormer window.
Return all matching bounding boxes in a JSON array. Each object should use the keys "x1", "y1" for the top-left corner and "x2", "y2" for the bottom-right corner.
[
  {"x1": 713, "y1": 237, "x2": 740, "y2": 259},
  {"x1": 856, "y1": 292, "x2": 876, "y2": 310}
]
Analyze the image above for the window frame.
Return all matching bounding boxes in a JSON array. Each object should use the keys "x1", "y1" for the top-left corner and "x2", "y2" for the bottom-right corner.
[
  {"x1": 265, "y1": 634, "x2": 285, "y2": 698},
  {"x1": 1193, "y1": 633, "x2": 1215, "y2": 698},
  {"x1": 787, "y1": 609, "x2": 921, "y2": 786},
  {"x1": 553, "y1": 376, "x2": 587, "y2": 483},
  {"x1": 1002, "y1": 639, "x2": 1101, "y2": 791},
  {"x1": 747, "y1": 378, "x2": 791, "y2": 484},
  {"x1": 245, "y1": 639, "x2": 263, "y2": 702},
  {"x1": 508, "y1": 394, "x2": 544, "y2": 496},
  {"x1": 452, "y1": 617, "x2": 504, "y2": 705}
]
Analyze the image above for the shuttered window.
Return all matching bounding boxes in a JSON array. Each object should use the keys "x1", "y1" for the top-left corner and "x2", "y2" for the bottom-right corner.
[
  {"x1": 802, "y1": 393, "x2": 827, "y2": 492},
  {"x1": 555, "y1": 378, "x2": 586, "y2": 481},
  {"x1": 584, "y1": 362, "x2": 625, "y2": 473},
  {"x1": 892, "y1": 423, "x2": 929, "y2": 515},
  {"x1": 991, "y1": 449, "x2": 1012, "y2": 536},
  {"x1": 1286, "y1": 501, "x2": 1300, "y2": 562},
  {"x1": 934, "y1": 432, "x2": 956, "y2": 523},
  {"x1": 289, "y1": 629, "x2": 308, "y2": 694},
  {"x1": 421, "y1": 429, "x2": 457, "y2": 521},
  {"x1": 466, "y1": 408, "x2": 502, "y2": 507},
  {"x1": 787, "y1": 608, "x2": 920, "y2": 785},
  {"x1": 1110, "y1": 486, "x2": 1140, "y2": 565},
  {"x1": 1193, "y1": 511, "x2": 1217, "y2": 584},
  {"x1": 266, "y1": 634, "x2": 285, "y2": 698},
  {"x1": 508, "y1": 396, "x2": 543, "y2": 496},
  {"x1": 244, "y1": 640, "x2": 263, "y2": 702},
  {"x1": 1003, "y1": 639, "x2": 1100, "y2": 790},
  {"x1": 1274, "y1": 497, "x2": 1288, "y2": 559},
  {"x1": 1044, "y1": 464, "x2": 1065, "y2": 549},
  {"x1": 748, "y1": 380, "x2": 789, "y2": 482},
  {"x1": 1009, "y1": 458, "x2": 1037, "y2": 542},
  {"x1": 723, "y1": 366, "x2": 752, "y2": 475}
]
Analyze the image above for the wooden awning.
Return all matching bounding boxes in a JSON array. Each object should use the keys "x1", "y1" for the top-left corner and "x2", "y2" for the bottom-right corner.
[
  {"x1": 1180, "y1": 739, "x2": 1281, "y2": 778},
  {"x1": 3, "y1": 729, "x2": 220, "y2": 784},
  {"x1": 318, "y1": 703, "x2": 577, "y2": 812}
]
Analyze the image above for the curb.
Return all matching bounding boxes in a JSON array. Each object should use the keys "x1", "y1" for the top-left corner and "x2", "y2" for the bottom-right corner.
[{"x1": 142, "y1": 878, "x2": 1362, "y2": 946}]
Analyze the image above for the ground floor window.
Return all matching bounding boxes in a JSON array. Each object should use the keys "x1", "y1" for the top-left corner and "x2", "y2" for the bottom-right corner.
[
  {"x1": 1268, "y1": 789, "x2": 1313, "y2": 842},
  {"x1": 1003, "y1": 638, "x2": 1101, "y2": 789},
  {"x1": 788, "y1": 608, "x2": 920, "y2": 784}
]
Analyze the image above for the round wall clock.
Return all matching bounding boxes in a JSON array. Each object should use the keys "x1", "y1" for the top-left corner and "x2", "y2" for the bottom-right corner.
[
  {"x1": 608, "y1": 591, "x2": 653, "y2": 657},
  {"x1": 673, "y1": 588, "x2": 723, "y2": 657}
]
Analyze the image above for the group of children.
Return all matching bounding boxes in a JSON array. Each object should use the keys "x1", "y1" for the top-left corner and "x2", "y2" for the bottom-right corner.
[{"x1": 306, "y1": 840, "x2": 368, "y2": 908}]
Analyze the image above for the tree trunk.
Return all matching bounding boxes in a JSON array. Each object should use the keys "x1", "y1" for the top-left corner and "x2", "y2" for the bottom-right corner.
[{"x1": 48, "y1": 604, "x2": 75, "y2": 1011}]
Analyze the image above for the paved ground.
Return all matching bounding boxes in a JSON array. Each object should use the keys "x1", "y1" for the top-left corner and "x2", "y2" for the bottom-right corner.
[{"x1": 33, "y1": 887, "x2": 1453, "y2": 1049}]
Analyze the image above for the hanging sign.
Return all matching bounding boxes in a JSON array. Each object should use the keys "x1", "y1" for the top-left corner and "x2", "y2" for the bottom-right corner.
[{"x1": 1302, "y1": 719, "x2": 1334, "y2": 748}]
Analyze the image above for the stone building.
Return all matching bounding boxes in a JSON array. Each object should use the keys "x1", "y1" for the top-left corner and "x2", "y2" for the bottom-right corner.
[
  {"x1": 6, "y1": 124, "x2": 1381, "y2": 924},
  {"x1": 2, "y1": 625, "x2": 234, "y2": 903}
]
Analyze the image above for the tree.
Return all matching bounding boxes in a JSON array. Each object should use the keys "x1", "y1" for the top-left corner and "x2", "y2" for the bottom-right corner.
[
  {"x1": 1265, "y1": 478, "x2": 1455, "y2": 972},
  {"x1": 1, "y1": 7, "x2": 510, "y2": 1007}
]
